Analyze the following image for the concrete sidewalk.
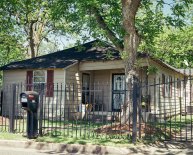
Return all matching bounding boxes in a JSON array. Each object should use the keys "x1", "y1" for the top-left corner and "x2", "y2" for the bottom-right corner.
[{"x1": 0, "y1": 140, "x2": 193, "y2": 155}]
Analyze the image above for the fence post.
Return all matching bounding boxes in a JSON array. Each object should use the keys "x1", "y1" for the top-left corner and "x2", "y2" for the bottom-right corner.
[
  {"x1": 39, "y1": 91, "x2": 44, "y2": 136},
  {"x1": 9, "y1": 84, "x2": 16, "y2": 133},
  {"x1": 132, "y1": 79, "x2": 138, "y2": 144}
]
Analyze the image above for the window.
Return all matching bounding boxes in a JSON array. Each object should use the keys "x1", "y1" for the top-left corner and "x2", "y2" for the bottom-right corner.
[
  {"x1": 168, "y1": 76, "x2": 172, "y2": 97},
  {"x1": 33, "y1": 70, "x2": 46, "y2": 83},
  {"x1": 33, "y1": 70, "x2": 46, "y2": 92},
  {"x1": 26, "y1": 70, "x2": 54, "y2": 97},
  {"x1": 113, "y1": 75, "x2": 125, "y2": 91},
  {"x1": 177, "y1": 78, "x2": 181, "y2": 97},
  {"x1": 162, "y1": 74, "x2": 172, "y2": 97}
]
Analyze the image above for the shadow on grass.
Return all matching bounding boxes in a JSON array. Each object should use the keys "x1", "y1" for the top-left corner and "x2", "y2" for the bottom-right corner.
[{"x1": 36, "y1": 133, "x2": 130, "y2": 147}]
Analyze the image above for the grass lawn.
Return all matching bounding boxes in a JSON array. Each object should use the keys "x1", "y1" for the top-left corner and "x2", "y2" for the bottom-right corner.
[
  {"x1": 0, "y1": 114, "x2": 192, "y2": 145},
  {"x1": 0, "y1": 132, "x2": 26, "y2": 140},
  {"x1": 36, "y1": 135, "x2": 132, "y2": 147},
  {"x1": 0, "y1": 131, "x2": 132, "y2": 147},
  {"x1": 143, "y1": 114, "x2": 193, "y2": 142}
]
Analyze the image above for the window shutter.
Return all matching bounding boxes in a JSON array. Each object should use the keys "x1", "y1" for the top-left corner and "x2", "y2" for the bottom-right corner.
[
  {"x1": 26, "y1": 71, "x2": 33, "y2": 91},
  {"x1": 46, "y1": 70, "x2": 54, "y2": 97}
]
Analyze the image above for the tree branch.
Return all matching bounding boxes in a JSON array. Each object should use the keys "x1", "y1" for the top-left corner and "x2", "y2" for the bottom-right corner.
[
  {"x1": 91, "y1": 6, "x2": 124, "y2": 52},
  {"x1": 121, "y1": 0, "x2": 140, "y2": 33}
]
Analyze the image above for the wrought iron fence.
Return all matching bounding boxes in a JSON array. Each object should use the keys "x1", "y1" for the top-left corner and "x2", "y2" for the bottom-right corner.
[{"x1": 0, "y1": 75, "x2": 193, "y2": 143}]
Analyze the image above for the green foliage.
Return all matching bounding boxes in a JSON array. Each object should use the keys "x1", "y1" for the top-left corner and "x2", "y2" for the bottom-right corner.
[
  {"x1": 147, "y1": 66, "x2": 158, "y2": 75},
  {"x1": 0, "y1": 133, "x2": 26, "y2": 140},
  {"x1": 0, "y1": 0, "x2": 193, "y2": 72},
  {"x1": 50, "y1": 0, "x2": 193, "y2": 71},
  {"x1": 0, "y1": 2, "x2": 24, "y2": 84},
  {"x1": 52, "y1": 0, "x2": 193, "y2": 48},
  {"x1": 51, "y1": 0, "x2": 123, "y2": 42},
  {"x1": 0, "y1": 0, "x2": 64, "y2": 58},
  {"x1": 141, "y1": 26, "x2": 193, "y2": 68}
]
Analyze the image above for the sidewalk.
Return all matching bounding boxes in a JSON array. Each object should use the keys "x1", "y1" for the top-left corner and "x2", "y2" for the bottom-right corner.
[{"x1": 0, "y1": 140, "x2": 193, "y2": 155}]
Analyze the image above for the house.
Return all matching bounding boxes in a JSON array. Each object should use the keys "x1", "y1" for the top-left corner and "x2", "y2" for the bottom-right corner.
[{"x1": 0, "y1": 40, "x2": 191, "y2": 120}]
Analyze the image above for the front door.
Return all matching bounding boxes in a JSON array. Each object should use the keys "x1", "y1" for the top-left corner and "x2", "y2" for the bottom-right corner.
[{"x1": 112, "y1": 74, "x2": 125, "y2": 111}]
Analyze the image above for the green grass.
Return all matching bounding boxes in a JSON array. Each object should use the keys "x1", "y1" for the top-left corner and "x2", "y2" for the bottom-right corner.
[
  {"x1": 143, "y1": 114, "x2": 193, "y2": 142},
  {"x1": 0, "y1": 132, "x2": 26, "y2": 140},
  {"x1": 1, "y1": 114, "x2": 193, "y2": 145},
  {"x1": 37, "y1": 119, "x2": 133, "y2": 146},
  {"x1": 36, "y1": 115, "x2": 193, "y2": 144},
  {"x1": 174, "y1": 115, "x2": 193, "y2": 123},
  {"x1": 43, "y1": 119, "x2": 107, "y2": 129},
  {"x1": 36, "y1": 134, "x2": 132, "y2": 147},
  {"x1": 158, "y1": 115, "x2": 192, "y2": 130}
]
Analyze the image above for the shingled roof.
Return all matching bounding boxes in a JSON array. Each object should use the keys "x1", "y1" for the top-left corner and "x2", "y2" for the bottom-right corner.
[
  {"x1": 0, "y1": 40, "x2": 122, "y2": 70},
  {"x1": 1, "y1": 40, "x2": 184, "y2": 76}
]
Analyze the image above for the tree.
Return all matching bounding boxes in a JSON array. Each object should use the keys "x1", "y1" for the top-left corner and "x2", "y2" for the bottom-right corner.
[
  {"x1": 52, "y1": 0, "x2": 193, "y2": 122},
  {"x1": 1, "y1": 0, "x2": 60, "y2": 58},
  {"x1": 144, "y1": 26, "x2": 193, "y2": 68},
  {"x1": 0, "y1": 3, "x2": 24, "y2": 84},
  {"x1": 0, "y1": 1, "x2": 24, "y2": 64},
  {"x1": 53, "y1": 0, "x2": 192, "y2": 73}
]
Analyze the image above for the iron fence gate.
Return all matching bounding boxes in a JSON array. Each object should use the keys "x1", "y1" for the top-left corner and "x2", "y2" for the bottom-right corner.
[{"x1": 0, "y1": 77, "x2": 193, "y2": 143}]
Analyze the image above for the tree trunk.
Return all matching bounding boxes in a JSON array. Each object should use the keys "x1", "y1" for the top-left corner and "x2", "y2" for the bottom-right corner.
[
  {"x1": 121, "y1": 0, "x2": 141, "y2": 123},
  {"x1": 29, "y1": 21, "x2": 36, "y2": 58}
]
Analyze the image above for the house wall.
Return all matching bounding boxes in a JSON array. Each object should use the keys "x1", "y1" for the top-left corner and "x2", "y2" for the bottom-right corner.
[
  {"x1": 79, "y1": 58, "x2": 187, "y2": 115},
  {"x1": 3, "y1": 69, "x2": 65, "y2": 84},
  {"x1": 2, "y1": 70, "x2": 26, "y2": 116},
  {"x1": 1, "y1": 69, "x2": 66, "y2": 118},
  {"x1": 92, "y1": 70, "x2": 111, "y2": 111},
  {"x1": 63, "y1": 63, "x2": 82, "y2": 119},
  {"x1": 54, "y1": 69, "x2": 65, "y2": 83},
  {"x1": 1, "y1": 59, "x2": 191, "y2": 121},
  {"x1": 3, "y1": 70, "x2": 26, "y2": 84},
  {"x1": 79, "y1": 60, "x2": 124, "y2": 71},
  {"x1": 147, "y1": 59, "x2": 188, "y2": 118},
  {"x1": 41, "y1": 69, "x2": 65, "y2": 120},
  {"x1": 1, "y1": 66, "x2": 98, "y2": 120},
  {"x1": 63, "y1": 63, "x2": 126, "y2": 117},
  {"x1": 67, "y1": 67, "x2": 126, "y2": 112},
  {"x1": 92, "y1": 69, "x2": 125, "y2": 111}
]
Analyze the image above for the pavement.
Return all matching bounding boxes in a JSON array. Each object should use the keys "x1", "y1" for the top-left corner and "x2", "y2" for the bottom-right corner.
[{"x1": 0, "y1": 140, "x2": 193, "y2": 155}]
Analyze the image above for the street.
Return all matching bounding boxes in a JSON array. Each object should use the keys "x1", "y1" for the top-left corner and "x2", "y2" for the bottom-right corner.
[
  {"x1": 1, "y1": 139, "x2": 193, "y2": 155},
  {"x1": 0, "y1": 146, "x2": 52, "y2": 155},
  {"x1": 0, "y1": 146, "x2": 87, "y2": 155}
]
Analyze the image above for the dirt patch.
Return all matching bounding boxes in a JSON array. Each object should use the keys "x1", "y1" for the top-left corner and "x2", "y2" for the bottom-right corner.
[
  {"x1": 95, "y1": 123, "x2": 146, "y2": 135},
  {"x1": 95, "y1": 123, "x2": 176, "y2": 137}
]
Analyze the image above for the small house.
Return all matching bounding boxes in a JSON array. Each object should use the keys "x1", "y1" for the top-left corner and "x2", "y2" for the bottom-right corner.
[{"x1": 0, "y1": 40, "x2": 191, "y2": 120}]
